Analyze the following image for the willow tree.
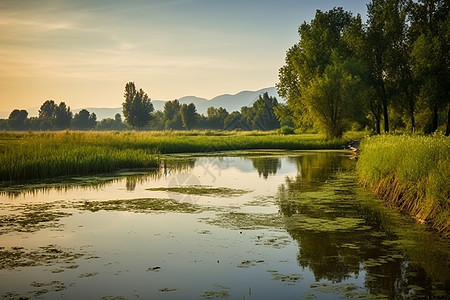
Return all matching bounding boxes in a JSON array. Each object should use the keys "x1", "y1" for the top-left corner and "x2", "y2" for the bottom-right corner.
[
  {"x1": 302, "y1": 59, "x2": 364, "y2": 138},
  {"x1": 277, "y1": 8, "x2": 364, "y2": 138}
]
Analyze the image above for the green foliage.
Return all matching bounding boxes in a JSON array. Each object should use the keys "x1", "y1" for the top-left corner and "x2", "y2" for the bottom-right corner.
[
  {"x1": 38, "y1": 100, "x2": 72, "y2": 130},
  {"x1": 277, "y1": 8, "x2": 362, "y2": 138},
  {"x1": 180, "y1": 103, "x2": 198, "y2": 130},
  {"x1": 245, "y1": 92, "x2": 280, "y2": 131},
  {"x1": 53, "y1": 102, "x2": 72, "y2": 129},
  {"x1": 278, "y1": 1, "x2": 449, "y2": 137},
  {"x1": 357, "y1": 135, "x2": 450, "y2": 236},
  {"x1": 8, "y1": 109, "x2": 28, "y2": 130},
  {"x1": 302, "y1": 57, "x2": 365, "y2": 138},
  {"x1": 163, "y1": 100, "x2": 183, "y2": 130},
  {"x1": 206, "y1": 107, "x2": 229, "y2": 129},
  {"x1": 278, "y1": 126, "x2": 295, "y2": 135},
  {"x1": 122, "y1": 82, "x2": 154, "y2": 129},
  {"x1": 96, "y1": 113, "x2": 129, "y2": 131},
  {"x1": 72, "y1": 109, "x2": 97, "y2": 130}
]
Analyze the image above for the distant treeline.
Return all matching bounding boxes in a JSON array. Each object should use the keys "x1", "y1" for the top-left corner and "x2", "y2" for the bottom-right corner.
[{"x1": 0, "y1": 88, "x2": 288, "y2": 132}]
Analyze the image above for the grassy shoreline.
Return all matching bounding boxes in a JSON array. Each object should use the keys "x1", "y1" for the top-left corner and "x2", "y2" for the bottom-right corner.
[
  {"x1": 357, "y1": 135, "x2": 450, "y2": 237},
  {"x1": 0, "y1": 130, "x2": 351, "y2": 182}
]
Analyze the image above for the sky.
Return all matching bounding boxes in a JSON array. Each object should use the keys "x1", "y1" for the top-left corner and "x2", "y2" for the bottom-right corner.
[{"x1": 0, "y1": 0, "x2": 369, "y2": 113}]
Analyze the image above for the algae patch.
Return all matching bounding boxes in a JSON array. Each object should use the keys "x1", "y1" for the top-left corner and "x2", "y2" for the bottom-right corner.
[
  {"x1": 267, "y1": 270, "x2": 302, "y2": 283},
  {"x1": 286, "y1": 215, "x2": 370, "y2": 232},
  {"x1": 309, "y1": 283, "x2": 389, "y2": 299},
  {"x1": 0, "y1": 244, "x2": 86, "y2": 270},
  {"x1": 147, "y1": 185, "x2": 251, "y2": 197},
  {"x1": 76, "y1": 198, "x2": 201, "y2": 214},
  {"x1": 0, "y1": 202, "x2": 71, "y2": 235},
  {"x1": 201, "y1": 212, "x2": 284, "y2": 230}
]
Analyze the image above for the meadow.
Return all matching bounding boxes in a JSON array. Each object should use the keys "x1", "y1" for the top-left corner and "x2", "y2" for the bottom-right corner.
[
  {"x1": 0, "y1": 130, "x2": 354, "y2": 182},
  {"x1": 357, "y1": 134, "x2": 450, "y2": 237}
]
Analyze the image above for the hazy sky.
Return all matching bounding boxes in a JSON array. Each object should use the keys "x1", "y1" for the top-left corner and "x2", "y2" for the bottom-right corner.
[{"x1": 0, "y1": 0, "x2": 369, "y2": 113}]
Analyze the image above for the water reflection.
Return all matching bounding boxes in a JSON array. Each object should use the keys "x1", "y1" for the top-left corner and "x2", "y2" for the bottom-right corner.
[
  {"x1": 0, "y1": 158, "x2": 196, "y2": 198},
  {"x1": 249, "y1": 157, "x2": 282, "y2": 179},
  {"x1": 277, "y1": 152, "x2": 449, "y2": 298}
]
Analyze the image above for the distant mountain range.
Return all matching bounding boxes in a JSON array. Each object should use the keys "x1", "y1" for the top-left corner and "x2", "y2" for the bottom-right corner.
[{"x1": 0, "y1": 87, "x2": 285, "y2": 120}]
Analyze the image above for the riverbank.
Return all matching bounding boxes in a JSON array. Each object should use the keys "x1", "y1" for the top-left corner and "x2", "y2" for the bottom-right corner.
[
  {"x1": 0, "y1": 130, "x2": 355, "y2": 182},
  {"x1": 357, "y1": 135, "x2": 450, "y2": 237}
]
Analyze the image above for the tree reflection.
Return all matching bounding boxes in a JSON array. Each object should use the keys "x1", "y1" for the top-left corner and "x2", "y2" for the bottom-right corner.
[
  {"x1": 277, "y1": 152, "x2": 449, "y2": 298},
  {"x1": 249, "y1": 157, "x2": 282, "y2": 179}
]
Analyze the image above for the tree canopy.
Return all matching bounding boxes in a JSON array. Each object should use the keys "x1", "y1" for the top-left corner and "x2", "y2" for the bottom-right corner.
[
  {"x1": 277, "y1": 1, "x2": 450, "y2": 136},
  {"x1": 122, "y1": 82, "x2": 154, "y2": 130}
]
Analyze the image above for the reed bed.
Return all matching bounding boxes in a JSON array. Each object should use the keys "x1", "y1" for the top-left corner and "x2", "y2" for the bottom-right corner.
[
  {"x1": 357, "y1": 135, "x2": 450, "y2": 237},
  {"x1": 0, "y1": 130, "x2": 347, "y2": 182},
  {"x1": 0, "y1": 131, "x2": 159, "y2": 181}
]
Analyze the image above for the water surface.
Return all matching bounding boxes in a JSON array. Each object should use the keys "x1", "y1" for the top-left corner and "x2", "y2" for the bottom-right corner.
[{"x1": 0, "y1": 151, "x2": 448, "y2": 299}]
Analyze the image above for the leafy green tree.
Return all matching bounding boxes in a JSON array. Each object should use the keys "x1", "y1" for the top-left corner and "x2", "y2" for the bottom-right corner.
[
  {"x1": 277, "y1": 8, "x2": 364, "y2": 138},
  {"x1": 410, "y1": 0, "x2": 449, "y2": 133},
  {"x1": 244, "y1": 93, "x2": 280, "y2": 130},
  {"x1": 223, "y1": 111, "x2": 249, "y2": 130},
  {"x1": 39, "y1": 100, "x2": 56, "y2": 120},
  {"x1": 302, "y1": 58, "x2": 365, "y2": 138},
  {"x1": 180, "y1": 103, "x2": 198, "y2": 130},
  {"x1": 148, "y1": 111, "x2": 165, "y2": 130},
  {"x1": 163, "y1": 100, "x2": 183, "y2": 130},
  {"x1": 53, "y1": 102, "x2": 72, "y2": 129},
  {"x1": 122, "y1": 82, "x2": 154, "y2": 130},
  {"x1": 274, "y1": 103, "x2": 294, "y2": 128},
  {"x1": 96, "y1": 113, "x2": 129, "y2": 131},
  {"x1": 206, "y1": 107, "x2": 229, "y2": 129},
  {"x1": 72, "y1": 109, "x2": 97, "y2": 130},
  {"x1": 38, "y1": 100, "x2": 71, "y2": 130},
  {"x1": 8, "y1": 109, "x2": 28, "y2": 130}
]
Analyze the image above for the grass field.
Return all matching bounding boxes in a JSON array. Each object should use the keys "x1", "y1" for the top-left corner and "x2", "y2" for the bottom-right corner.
[
  {"x1": 0, "y1": 130, "x2": 353, "y2": 182},
  {"x1": 357, "y1": 134, "x2": 450, "y2": 237}
]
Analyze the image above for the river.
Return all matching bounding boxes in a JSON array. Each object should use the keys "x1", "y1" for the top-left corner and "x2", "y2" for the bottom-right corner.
[{"x1": 0, "y1": 150, "x2": 448, "y2": 299}]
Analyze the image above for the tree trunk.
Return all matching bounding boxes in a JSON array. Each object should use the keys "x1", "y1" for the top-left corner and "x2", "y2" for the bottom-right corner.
[
  {"x1": 431, "y1": 103, "x2": 438, "y2": 133},
  {"x1": 445, "y1": 103, "x2": 450, "y2": 136},
  {"x1": 381, "y1": 83, "x2": 389, "y2": 133},
  {"x1": 375, "y1": 116, "x2": 381, "y2": 135}
]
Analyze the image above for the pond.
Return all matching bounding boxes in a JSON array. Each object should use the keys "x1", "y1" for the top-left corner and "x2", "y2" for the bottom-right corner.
[{"x1": 0, "y1": 150, "x2": 448, "y2": 299}]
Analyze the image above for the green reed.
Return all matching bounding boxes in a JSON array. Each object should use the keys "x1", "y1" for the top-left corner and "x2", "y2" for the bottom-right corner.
[
  {"x1": 357, "y1": 134, "x2": 450, "y2": 236},
  {"x1": 0, "y1": 130, "x2": 347, "y2": 182}
]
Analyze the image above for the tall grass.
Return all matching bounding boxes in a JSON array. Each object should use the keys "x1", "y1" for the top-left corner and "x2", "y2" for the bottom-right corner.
[
  {"x1": 0, "y1": 131, "x2": 159, "y2": 181},
  {"x1": 0, "y1": 130, "x2": 348, "y2": 182},
  {"x1": 357, "y1": 135, "x2": 450, "y2": 236}
]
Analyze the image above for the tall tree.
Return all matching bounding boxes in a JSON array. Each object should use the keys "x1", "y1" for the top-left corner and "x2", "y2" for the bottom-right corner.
[
  {"x1": 163, "y1": 100, "x2": 183, "y2": 130},
  {"x1": 409, "y1": 0, "x2": 449, "y2": 133},
  {"x1": 72, "y1": 109, "x2": 97, "y2": 130},
  {"x1": 122, "y1": 82, "x2": 154, "y2": 130},
  {"x1": 180, "y1": 103, "x2": 197, "y2": 130},
  {"x1": 38, "y1": 100, "x2": 71, "y2": 130},
  {"x1": 302, "y1": 58, "x2": 365, "y2": 138},
  {"x1": 277, "y1": 8, "x2": 362, "y2": 138},
  {"x1": 53, "y1": 102, "x2": 72, "y2": 129},
  {"x1": 245, "y1": 93, "x2": 280, "y2": 130},
  {"x1": 8, "y1": 109, "x2": 28, "y2": 130},
  {"x1": 366, "y1": 0, "x2": 413, "y2": 133},
  {"x1": 206, "y1": 107, "x2": 229, "y2": 129},
  {"x1": 39, "y1": 100, "x2": 57, "y2": 120}
]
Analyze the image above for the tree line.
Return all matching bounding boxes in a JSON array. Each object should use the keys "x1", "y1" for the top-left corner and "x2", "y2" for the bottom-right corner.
[
  {"x1": 277, "y1": 0, "x2": 449, "y2": 138},
  {"x1": 0, "y1": 100, "x2": 128, "y2": 131},
  {"x1": 1, "y1": 82, "x2": 286, "y2": 132},
  {"x1": 122, "y1": 82, "x2": 284, "y2": 131}
]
